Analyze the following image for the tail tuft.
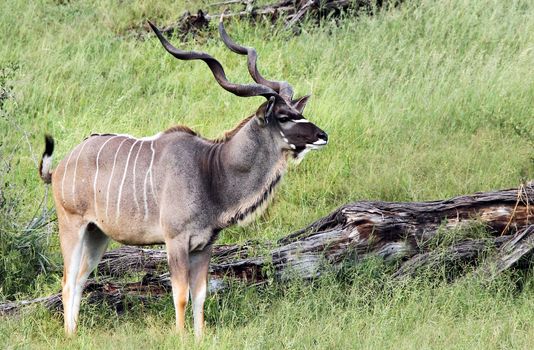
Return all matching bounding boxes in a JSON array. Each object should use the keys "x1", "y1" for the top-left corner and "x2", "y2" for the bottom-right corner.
[{"x1": 39, "y1": 134, "x2": 55, "y2": 184}]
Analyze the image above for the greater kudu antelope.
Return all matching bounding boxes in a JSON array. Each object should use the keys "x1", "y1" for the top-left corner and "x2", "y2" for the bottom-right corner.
[{"x1": 39, "y1": 17, "x2": 328, "y2": 337}]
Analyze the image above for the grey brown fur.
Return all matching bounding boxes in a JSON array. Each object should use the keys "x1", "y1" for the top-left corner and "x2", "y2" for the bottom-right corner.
[{"x1": 39, "y1": 17, "x2": 327, "y2": 338}]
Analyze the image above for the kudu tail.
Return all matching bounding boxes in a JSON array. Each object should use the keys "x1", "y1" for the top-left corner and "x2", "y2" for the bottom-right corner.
[{"x1": 39, "y1": 134, "x2": 55, "y2": 184}]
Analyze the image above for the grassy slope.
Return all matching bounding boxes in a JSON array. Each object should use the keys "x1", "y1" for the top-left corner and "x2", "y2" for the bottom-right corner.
[{"x1": 0, "y1": 0, "x2": 533, "y2": 348}]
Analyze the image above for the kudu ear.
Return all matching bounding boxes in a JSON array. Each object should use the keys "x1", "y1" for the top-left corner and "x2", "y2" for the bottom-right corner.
[
  {"x1": 291, "y1": 95, "x2": 311, "y2": 113},
  {"x1": 258, "y1": 96, "x2": 276, "y2": 125}
]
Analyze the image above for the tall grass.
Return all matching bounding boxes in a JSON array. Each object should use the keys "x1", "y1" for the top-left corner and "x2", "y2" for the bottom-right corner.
[
  {"x1": 1, "y1": 260, "x2": 532, "y2": 349},
  {"x1": 0, "y1": 0, "x2": 533, "y2": 348},
  {"x1": 0, "y1": 63, "x2": 57, "y2": 299},
  {"x1": 0, "y1": 0, "x2": 532, "y2": 241}
]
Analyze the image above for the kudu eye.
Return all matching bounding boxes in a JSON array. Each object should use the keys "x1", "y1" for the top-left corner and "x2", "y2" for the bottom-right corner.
[{"x1": 278, "y1": 116, "x2": 290, "y2": 123}]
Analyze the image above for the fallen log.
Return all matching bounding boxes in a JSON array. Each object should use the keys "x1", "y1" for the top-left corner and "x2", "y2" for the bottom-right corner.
[
  {"x1": 95, "y1": 184, "x2": 533, "y2": 281},
  {"x1": 1, "y1": 184, "x2": 532, "y2": 314},
  {"x1": 141, "y1": 0, "x2": 381, "y2": 40}
]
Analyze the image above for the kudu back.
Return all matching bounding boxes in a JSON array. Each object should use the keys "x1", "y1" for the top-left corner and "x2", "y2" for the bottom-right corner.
[{"x1": 39, "y1": 17, "x2": 327, "y2": 338}]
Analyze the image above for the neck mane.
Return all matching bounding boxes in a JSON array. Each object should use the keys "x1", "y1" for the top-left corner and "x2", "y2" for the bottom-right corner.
[{"x1": 164, "y1": 115, "x2": 255, "y2": 144}]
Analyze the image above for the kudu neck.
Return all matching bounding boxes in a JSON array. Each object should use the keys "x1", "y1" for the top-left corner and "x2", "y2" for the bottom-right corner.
[
  {"x1": 222, "y1": 117, "x2": 281, "y2": 172},
  {"x1": 216, "y1": 116, "x2": 287, "y2": 226}
]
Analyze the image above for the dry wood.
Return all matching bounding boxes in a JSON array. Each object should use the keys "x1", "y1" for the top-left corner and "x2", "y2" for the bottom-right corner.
[
  {"x1": 391, "y1": 227, "x2": 533, "y2": 279},
  {"x1": 476, "y1": 225, "x2": 534, "y2": 278},
  {"x1": 150, "y1": 0, "x2": 379, "y2": 39},
  {"x1": 1, "y1": 184, "x2": 532, "y2": 314},
  {"x1": 207, "y1": 0, "x2": 252, "y2": 7},
  {"x1": 98, "y1": 185, "x2": 534, "y2": 280}
]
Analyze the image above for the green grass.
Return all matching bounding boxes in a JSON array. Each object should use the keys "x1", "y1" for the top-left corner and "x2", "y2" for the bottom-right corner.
[
  {"x1": 1, "y1": 0, "x2": 533, "y2": 348},
  {"x1": 1, "y1": 262, "x2": 533, "y2": 349}
]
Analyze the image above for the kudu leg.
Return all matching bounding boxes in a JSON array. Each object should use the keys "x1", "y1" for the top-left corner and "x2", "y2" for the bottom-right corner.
[
  {"x1": 189, "y1": 246, "x2": 212, "y2": 339},
  {"x1": 60, "y1": 220, "x2": 109, "y2": 335},
  {"x1": 166, "y1": 237, "x2": 190, "y2": 333}
]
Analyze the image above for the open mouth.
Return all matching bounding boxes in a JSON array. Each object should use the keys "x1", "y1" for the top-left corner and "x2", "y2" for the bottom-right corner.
[
  {"x1": 291, "y1": 139, "x2": 327, "y2": 164},
  {"x1": 308, "y1": 139, "x2": 328, "y2": 149}
]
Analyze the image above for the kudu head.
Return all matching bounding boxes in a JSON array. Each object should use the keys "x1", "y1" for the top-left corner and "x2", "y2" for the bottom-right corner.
[{"x1": 148, "y1": 17, "x2": 328, "y2": 161}]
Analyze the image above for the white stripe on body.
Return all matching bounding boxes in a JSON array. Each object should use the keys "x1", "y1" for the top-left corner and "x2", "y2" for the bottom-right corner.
[
  {"x1": 61, "y1": 149, "x2": 76, "y2": 203},
  {"x1": 132, "y1": 141, "x2": 144, "y2": 211},
  {"x1": 143, "y1": 140, "x2": 156, "y2": 220},
  {"x1": 59, "y1": 204, "x2": 71, "y2": 224},
  {"x1": 105, "y1": 138, "x2": 129, "y2": 220},
  {"x1": 115, "y1": 140, "x2": 139, "y2": 220},
  {"x1": 149, "y1": 140, "x2": 158, "y2": 202},
  {"x1": 86, "y1": 132, "x2": 162, "y2": 219},
  {"x1": 71, "y1": 138, "x2": 93, "y2": 201},
  {"x1": 93, "y1": 136, "x2": 122, "y2": 216}
]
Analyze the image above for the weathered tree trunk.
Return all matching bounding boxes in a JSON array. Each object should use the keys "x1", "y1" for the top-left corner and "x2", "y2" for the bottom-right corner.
[
  {"x1": 1, "y1": 184, "x2": 532, "y2": 314},
  {"x1": 147, "y1": 0, "x2": 381, "y2": 40}
]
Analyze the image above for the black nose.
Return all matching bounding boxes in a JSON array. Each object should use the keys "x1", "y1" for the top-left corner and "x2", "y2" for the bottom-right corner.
[{"x1": 317, "y1": 131, "x2": 328, "y2": 141}]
